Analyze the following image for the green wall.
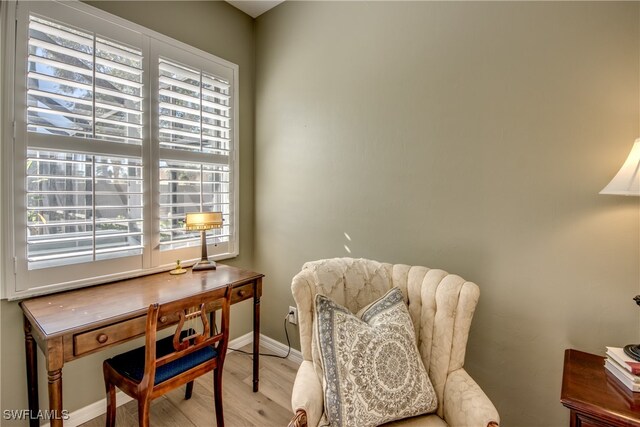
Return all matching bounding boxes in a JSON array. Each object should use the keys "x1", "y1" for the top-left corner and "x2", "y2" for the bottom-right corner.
[
  {"x1": 0, "y1": 1, "x2": 255, "y2": 422},
  {"x1": 254, "y1": 2, "x2": 640, "y2": 426}
]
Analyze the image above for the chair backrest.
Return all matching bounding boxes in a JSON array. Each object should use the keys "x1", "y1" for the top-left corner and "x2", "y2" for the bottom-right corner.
[
  {"x1": 140, "y1": 284, "x2": 232, "y2": 390},
  {"x1": 291, "y1": 258, "x2": 480, "y2": 417}
]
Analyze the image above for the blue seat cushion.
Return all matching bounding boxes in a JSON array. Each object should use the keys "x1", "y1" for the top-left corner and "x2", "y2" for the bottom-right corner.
[{"x1": 107, "y1": 330, "x2": 217, "y2": 385}]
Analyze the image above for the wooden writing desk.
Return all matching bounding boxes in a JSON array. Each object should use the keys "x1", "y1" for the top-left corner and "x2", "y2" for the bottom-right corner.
[
  {"x1": 561, "y1": 349, "x2": 640, "y2": 427},
  {"x1": 20, "y1": 265, "x2": 263, "y2": 427}
]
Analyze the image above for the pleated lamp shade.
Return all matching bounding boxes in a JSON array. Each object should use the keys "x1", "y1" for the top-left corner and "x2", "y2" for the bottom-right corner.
[{"x1": 600, "y1": 139, "x2": 640, "y2": 196}]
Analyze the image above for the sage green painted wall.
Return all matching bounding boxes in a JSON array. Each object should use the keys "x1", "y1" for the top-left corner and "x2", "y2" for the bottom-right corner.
[
  {"x1": 254, "y1": 2, "x2": 640, "y2": 425},
  {"x1": 0, "y1": 1, "x2": 255, "y2": 422}
]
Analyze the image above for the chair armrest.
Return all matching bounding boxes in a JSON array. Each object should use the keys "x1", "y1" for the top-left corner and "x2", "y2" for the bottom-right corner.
[
  {"x1": 289, "y1": 360, "x2": 323, "y2": 427},
  {"x1": 443, "y1": 368, "x2": 500, "y2": 427}
]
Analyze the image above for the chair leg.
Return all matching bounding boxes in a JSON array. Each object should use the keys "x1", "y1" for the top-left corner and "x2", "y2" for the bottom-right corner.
[
  {"x1": 104, "y1": 364, "x2": 116, "y2": 427},
  {"x1": 214, "y1": 368, "x2": 224, "y2": 427},
  {"x1": 137, "y1": 399, "x2": 150, "y2": 427},
  {"x1": 105, "y1": 383, "x2": 116, "y2": 427},
  {"x1": 185, "y1": 381, "x2": 194, "y2": 400}
]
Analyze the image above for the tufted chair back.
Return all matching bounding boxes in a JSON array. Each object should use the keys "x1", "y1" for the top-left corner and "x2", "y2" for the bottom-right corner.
[{"x1": 291, "y1": 257, "x2": 480, "y2": 418}]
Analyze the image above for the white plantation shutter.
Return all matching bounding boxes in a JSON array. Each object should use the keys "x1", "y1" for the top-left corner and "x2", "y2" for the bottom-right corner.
[
  {"x1": 158, "y1": 59, "x2": 231, "y2": 154},
  {"x1": 23, "y1": 15, "x2": 145, "y2": 274},
  {"x1": 8, "y1": 1, "x2": 238, "y2": 298},
  {"x1": 155, "y1": 53, "x2": 234, "y2": 264},
  {"x1": 26, "y1": 151, "x2": 143, "y2": 269},
  {"x1": 27, "y1": 17, "x2": 94, "y2": 139},
  {"x1": 159, "y1": 161, "x2": 231, "y2": 251},
  {"x1": 27, "y1": 16, "x2": 144, "y2": 145}
]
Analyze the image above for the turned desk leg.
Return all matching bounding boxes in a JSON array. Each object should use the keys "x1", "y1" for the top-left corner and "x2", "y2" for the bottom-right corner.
[
  {"x1": 24, "y1": 316, "x2": 40, "y2": 427},
  {"x1": 46, "y1": 337, "x2": 65, "y2": 427},
  {"x1": 253, "y1": 277, "x2": 262, "y2": 392},
  {"x1": 47, "y1": 369, "x2": 63, "y2": 427}
]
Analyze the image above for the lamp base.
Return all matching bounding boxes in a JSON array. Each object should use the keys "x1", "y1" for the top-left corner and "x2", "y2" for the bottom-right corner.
[
  {"x1": 191, "y1": 259, "x2": 217, "y2": 271},
  {"x1": 624, "y1": 344, "x2": 640, "y2": 362}
]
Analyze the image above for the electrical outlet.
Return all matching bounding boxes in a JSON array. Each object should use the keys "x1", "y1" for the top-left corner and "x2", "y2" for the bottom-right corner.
[{"x1": 288, "y1": 306, "x2": 298, "y2": 325}]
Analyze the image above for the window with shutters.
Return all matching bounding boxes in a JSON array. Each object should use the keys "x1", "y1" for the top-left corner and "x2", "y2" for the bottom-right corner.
[
  {"x1": 157, "y1": 58, "x2": 232, "y2": 258},
  {"x1": 3, "y1": 0, "x2": 239, "y2": 298}
]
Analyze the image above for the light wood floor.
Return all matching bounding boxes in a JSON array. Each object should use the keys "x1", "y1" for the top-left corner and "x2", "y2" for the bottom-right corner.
[{"x1": 80, "y1": 345, "x2": 299, "y2": 427}]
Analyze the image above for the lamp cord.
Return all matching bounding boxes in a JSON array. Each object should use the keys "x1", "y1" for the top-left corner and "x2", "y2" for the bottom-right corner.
[{"x1": 227, "y1": 315, "x2": 292, "y2": 359}]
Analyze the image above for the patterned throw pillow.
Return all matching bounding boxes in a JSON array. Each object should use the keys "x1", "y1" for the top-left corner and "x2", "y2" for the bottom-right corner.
[{"x1": 314, "y1": 287, "x2": 437, "y2": 427}]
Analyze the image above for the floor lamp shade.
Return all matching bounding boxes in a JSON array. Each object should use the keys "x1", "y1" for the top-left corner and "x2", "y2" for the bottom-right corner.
[
  {"x1": 185, "y1": 212, "x2": 223, "y2": 270},
  {"x1": 600, "y1": 139, "x2": 640, "y2": 196},
  {"x1": 599, "y1": 140, "x2": 640, "y2": 361}
]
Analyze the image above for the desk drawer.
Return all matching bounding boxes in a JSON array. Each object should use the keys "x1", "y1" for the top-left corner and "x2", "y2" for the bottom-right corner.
[
  {"x1": 232, "y1": 283, "x2": 254, "y2": 303},
  {"x1": 74, "y1": 317, "x2": 146, "y2": 357},
  {"x1": 206, "y1": 283, "x2": 254, "y2": 311}
]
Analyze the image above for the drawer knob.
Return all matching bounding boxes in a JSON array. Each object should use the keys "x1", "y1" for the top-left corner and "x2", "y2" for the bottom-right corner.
[
  {"x1": 160, "y1": 316, "x2": 168, "y2": 324},
  {"x1": 238, "y1": 290, "x2": 246, "y2": 297},
  {"x1": 96, "y1": 333, "x2": 108, "y2": 344}
]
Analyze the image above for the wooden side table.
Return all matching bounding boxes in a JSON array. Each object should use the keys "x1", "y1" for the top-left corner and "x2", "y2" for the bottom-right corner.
[{"x1": 561, "y1": 349, "x2": 640, "y2": 427}]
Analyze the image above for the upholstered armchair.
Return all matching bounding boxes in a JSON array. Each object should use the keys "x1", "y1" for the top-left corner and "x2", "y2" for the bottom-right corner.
[{"x1": 288, "y1": 258, "x2": 499, "y2": 427}]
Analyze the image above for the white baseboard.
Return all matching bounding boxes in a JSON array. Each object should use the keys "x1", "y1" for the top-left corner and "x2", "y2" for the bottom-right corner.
[
  {"x1": 54, "y1": 392, "x2": 134, "y2": 427},
  {"x1": 47, "y1": 333, "x2": 300, "y2": 427},
  {"x1": 227, "y1": 331, "x2": 303, "y2": 364},
  {"x1": 226, "y1": 331, "x2": 254, "y2": 351},
  {"x1": 259, "y1": 334, "x2": 304, "y2": 365}
]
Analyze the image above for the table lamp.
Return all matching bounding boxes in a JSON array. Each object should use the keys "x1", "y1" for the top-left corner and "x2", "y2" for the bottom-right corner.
[
  {"x1": 600, "y1": 139, "x2": 640, "y2": 360},
  {"x1": 185, "y1": 212, "x2": 223, "y2": 270}
]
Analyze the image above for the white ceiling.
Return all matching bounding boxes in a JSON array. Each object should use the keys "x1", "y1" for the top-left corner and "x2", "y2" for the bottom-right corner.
[{"x1": 225, "y1": 0, "x2": 285, "y2": 18}]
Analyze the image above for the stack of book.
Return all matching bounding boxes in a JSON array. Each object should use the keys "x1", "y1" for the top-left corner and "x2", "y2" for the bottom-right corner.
[{"x1": 605, "y1": 347, "x2": 640, "y2": 392}]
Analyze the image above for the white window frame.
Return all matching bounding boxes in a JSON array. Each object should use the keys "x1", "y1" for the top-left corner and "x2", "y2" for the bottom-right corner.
[{"x1": 1, "y1": 0, "x2": 239, "y2": 300}]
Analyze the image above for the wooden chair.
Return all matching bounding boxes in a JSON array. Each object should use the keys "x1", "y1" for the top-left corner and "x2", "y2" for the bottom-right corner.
[{"x1": 103, "y1": 285, "x2": 232, "y2": 427}]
